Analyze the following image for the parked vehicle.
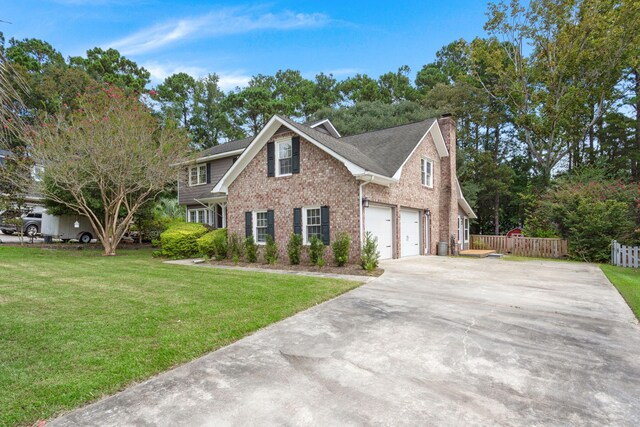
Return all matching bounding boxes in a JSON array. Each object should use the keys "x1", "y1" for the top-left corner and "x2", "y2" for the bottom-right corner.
[
  {"x1": 42, "y1": 211, "x2": 95, "y2": 243},
  {"x1": 0, "y1": 211, "x2": 43, "y2": 236}
]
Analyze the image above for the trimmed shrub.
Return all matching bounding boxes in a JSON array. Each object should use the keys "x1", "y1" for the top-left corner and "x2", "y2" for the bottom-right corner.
[
  {"x1": 287, "y1": 233, "x2": 302, "y2": 265},
  {"x1": 360, "y1": 231, "x2": 380, "y2": 271},
  {"x1": 159, "y1": 222, "x2": 208, "y2": 259},
  {"x1": 197, "y1": 228, "x2": 227, "y2": 260},
  {"x1": 228, "y1": 232, "x2": 244, "y2": 261},
  {"x1": 245, "y1": 235, "x2": 258, "y2": 263},
  {"x1": 264, "y1": 234, "x2": 278, "y2": 264},
  {"x1": 309, "y1": 235, "x2": 325, "y2": 266},
  {"x1": 332, "y1": 232, "x2": 351, "y2": 266}
]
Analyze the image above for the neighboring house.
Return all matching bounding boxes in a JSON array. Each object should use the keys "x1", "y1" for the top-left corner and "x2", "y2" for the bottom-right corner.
[
  {"x1": 177, "y1": 115, "x2": 476, "y2": 260},
  {"x1": 0, "y1": 149, "x2": 44, "y2": 208}
]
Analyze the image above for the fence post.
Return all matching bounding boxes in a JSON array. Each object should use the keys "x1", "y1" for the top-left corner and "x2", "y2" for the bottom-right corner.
[{"x1": 611, "y1": 240, "x2": 615, "y2": 265}]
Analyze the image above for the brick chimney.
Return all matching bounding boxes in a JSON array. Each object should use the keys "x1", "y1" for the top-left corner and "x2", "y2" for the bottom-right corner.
[{"x1": 437, "y1": 114, "x2": 459, "y2": 251}]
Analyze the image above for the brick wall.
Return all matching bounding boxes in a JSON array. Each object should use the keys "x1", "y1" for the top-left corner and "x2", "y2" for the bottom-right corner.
[
  {"x1": 363, "y1": 130, "x2": 455, "y2": 257},
  {"x1": 227, "y1": 131, "x2": 361, "y2": 263}
]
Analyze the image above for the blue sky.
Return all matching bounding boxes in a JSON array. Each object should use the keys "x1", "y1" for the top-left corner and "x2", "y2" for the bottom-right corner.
[{"x1": 1, "y1": 0, "x2": 490, "y2": 90}]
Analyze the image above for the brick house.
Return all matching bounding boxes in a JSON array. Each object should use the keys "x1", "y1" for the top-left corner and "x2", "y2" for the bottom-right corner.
[{"x1": 177, "y1": 115, "x2": 475, "y2": 261}]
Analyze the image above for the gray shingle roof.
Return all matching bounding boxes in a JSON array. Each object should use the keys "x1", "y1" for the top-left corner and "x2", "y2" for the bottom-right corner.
[
  {"x1": 196, "y1": 136, "x2": 253, "y2": 158},
  {"x1": 276, "y1": 116, "x2": 388, "y2": 176},
  {"x1": 193, "y1": 116, "x2": 439, "y2": 179},
  {"x1": 341, "y1": 118, "x2": 436, "y2": 177}
]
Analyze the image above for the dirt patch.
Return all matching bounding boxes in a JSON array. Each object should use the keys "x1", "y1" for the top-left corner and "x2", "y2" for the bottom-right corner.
[{"x1": 208, "y1": 259, "x2": 383, "y2": 277}]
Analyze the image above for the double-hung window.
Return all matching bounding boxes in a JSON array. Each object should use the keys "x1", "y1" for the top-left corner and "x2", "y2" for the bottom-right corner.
[
  {"x1": 254, "y1": 211, "x2": 268, "y2": 243},
  {"x1": 303, "y1": 207, "x2": 322, "y2": 244},
  {"x1": 421, "y1": 158, "x2": 433, "y2": 188},
  {"x1": 189, "y1": 164, "x2": 207, "y2": 186},
  {"x1": 188, "y1": 209, "x2": 209, "y2": 224},
  {"x1": 276, "y1": 139, "x2": 292, "y2": 176}
]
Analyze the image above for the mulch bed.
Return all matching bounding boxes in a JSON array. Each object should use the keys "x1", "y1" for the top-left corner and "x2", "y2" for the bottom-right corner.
[
  {"x1": 0, "y1": 241, "x2": 153, "y2": 251},
  {"x1": 208, "y1": 259, "x2": 384, "y2": 277}
]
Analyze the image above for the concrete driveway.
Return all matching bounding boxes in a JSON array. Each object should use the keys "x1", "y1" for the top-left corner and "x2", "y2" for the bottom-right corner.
[{"x1": 50, "y1": 257, "x2": 640, "y2": 426}]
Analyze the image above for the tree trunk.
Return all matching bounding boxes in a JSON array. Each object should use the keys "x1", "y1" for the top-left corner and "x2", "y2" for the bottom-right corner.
[
  {"x1": 493, "y1": 126, "x2": 500, "y2": 161},
  {"x1": 634, "y1": 69, "x2": 640, "y2": 180},
  {"x1": 494, "y1": 193, "x2": 500, "y2": 235}
]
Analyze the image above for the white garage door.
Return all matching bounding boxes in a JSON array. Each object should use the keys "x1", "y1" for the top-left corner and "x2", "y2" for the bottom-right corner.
[
  {"x1": 400, "y1": 209, "x2": 420, "y2": 257},
  {"x1": 365, "y1": 206, "x2": 393, "y2": 260}
]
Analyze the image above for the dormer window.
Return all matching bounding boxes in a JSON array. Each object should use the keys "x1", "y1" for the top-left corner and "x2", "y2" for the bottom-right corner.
[
  {"x1": 189, "y1": 164, "x2": 207, "y2": 186},
  {"x1": 276, "y1": 139, "x2": 292, "y2": 176}
]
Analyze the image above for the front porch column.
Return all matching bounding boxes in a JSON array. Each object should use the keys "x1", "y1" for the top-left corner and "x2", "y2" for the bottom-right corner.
[{"x1": 220, "y1": 202, "x2": 227, "y2": 228}]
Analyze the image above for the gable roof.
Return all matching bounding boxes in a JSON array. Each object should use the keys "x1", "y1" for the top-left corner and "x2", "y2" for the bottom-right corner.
[
  {"x1": 306, "y1": 118, "x2": 341, "y2": 138},
  {"x1": 212, "y1": 115, "x2": 452, "y2": 193},
  {"x1": 198, "y1": 136, "x2": 254, "y2": 158},
  {"x1": 341, "y1": 118, "x2": 443, "y2": 177}
]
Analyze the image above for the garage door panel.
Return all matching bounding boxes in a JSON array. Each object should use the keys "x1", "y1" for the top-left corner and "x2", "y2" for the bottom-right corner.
[
  {"x1": 365, "y1": 206, "x2": 393, "y2": 260},
  {"x1": 401, "y1": 210, "x2": 420, "y2": 257}
]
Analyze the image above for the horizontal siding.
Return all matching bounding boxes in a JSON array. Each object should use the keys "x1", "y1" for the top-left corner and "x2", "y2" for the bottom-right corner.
[{"x1": 178, "y1": 157, "x2": 235, "y2": 205}]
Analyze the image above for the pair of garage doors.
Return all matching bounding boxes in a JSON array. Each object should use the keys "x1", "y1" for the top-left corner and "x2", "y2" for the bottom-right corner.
[{"x1": 365, "y1": 206, "x2": 420, "y2": 259}]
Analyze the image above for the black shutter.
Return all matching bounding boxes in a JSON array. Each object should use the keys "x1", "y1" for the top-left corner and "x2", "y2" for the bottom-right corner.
[
  {"x1": 206, "y1": 162, "x2": 211, "y2": 184},
  {"x1": 293, "y1": 208, "x2": 302, "y2": 235},
  {"x1": 267, "y1": 142, "x2": 275, "y2": 177},
  {"x1": 292, "y1": 136, "x2": 300, "y2": 174},
  {"x1": 266, "y1": 209, "x2": 275, "y2": 238},
  {"x1": 321, "y1": 206, "x2": 330, "y2": 245},
  {"x1": 245, "y1": 211, "x2": 252, "y2": 237}
]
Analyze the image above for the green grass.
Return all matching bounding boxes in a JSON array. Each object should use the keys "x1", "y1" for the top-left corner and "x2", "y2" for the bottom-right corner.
[
  {"x1": 601, "y1": 264, "x2": 640, "y2": 321},
  {"x1": 0, "y1": 247, "x2": 360, "y2": 427}
]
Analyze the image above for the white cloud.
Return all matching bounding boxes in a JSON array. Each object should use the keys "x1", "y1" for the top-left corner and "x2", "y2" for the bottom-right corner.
[
  {"x1": 217, "y1": 73, "x2": 251, "y2": 91},
  {"x1": 143, "y1": 62, "x2": 208, "y2": 85},
  {"x1": 109, "y1": 8, "x2": 331, "y2": 55},
  {"x1": 143, "y1": 61, "x2": 250, "y2": 91}
]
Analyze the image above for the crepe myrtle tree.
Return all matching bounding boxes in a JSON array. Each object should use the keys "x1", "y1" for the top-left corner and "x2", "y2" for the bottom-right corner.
[{"x1": 27, "y1": 83, "x2": 189, "y2": 255}]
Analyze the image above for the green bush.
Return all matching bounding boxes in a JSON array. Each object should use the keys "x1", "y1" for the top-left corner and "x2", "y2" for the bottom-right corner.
[
  {"x1": 332, "y1": 232, "x2": 351, "y2": 266},
  {"x1": 197, "y1": 228, "x2": 227, "y2": 260},
  {"x1": 159, "y1": 222, "x2": 208, "y2": 259},
  {"x1": 566, "y1": 198, "x2": 633, "y2": 262},
  {"x1": 264, "y1": 234, "x2": 278, "y2": 264},
  {"x1": 228, "y1": 232, "x2": 244, "y2": 261},
  {"x1": 525, "y1": 171, "x2": 639, "y2": 261},
  {"x1": 287, "y1": 233, "x2": 302, "y2": 265},
  {"x1": 245, "y1": 235, "x2": 258, "y2": 263},
  {"x1": 360, "y1": 231, "x2": 380, "y2": 271},
  {"x1": 309, "y1": 235, "x2": 325, "y2": 266}
]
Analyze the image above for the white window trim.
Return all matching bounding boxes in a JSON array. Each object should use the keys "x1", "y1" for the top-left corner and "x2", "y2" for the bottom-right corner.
[
  {"x1": 421, "y1": 158, "x2": 434, "y2": 188},
  {"x1": 275, "y1": 137, "x2": 293, "y2": 177},
  {"x1": 253, "y1": 210, "x2": 268, "y2": 245},
  {"x1": 464, "y1": 217, "x2": 469, "y2": 243},
  {"x1": 302, "y1": 206, "x2": 321, "y2": 245},
  {"x1": 189, "y1": 164, "x2": 207, "y2": 186},
  {"x1": 187, "y1": 208, "x2": 210, "y2": 224}
]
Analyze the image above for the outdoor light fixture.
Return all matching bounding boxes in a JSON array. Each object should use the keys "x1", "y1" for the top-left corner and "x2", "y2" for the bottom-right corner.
[
  {"x1": 362, "y1": 197, "x2": 370, "y2": 208},
  {"x1": 425, "y1": 208, "x2": 431, "y2": 217}
]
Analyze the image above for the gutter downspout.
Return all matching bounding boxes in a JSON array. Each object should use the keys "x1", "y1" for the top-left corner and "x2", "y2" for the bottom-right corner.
[{"x1": 359, "y1": 176, "x2": 374, "y2": 249}]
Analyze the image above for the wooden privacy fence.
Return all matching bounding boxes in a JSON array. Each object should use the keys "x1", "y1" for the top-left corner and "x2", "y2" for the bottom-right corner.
[
  {"x1": 471, "y1": 235, "x2": 568, "y2": 258},
  {"x1": 611, "y1": 240, "x2": 639, "y2": 268}
]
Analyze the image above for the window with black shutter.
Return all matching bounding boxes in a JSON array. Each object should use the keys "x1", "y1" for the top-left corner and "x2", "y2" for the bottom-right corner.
[
  {"x1": 245, "y1": 211, "x2": 252, "y2": 237},
  {"x1": 292, "y1": 136, "x2": 300, "y2": 174},
  {"x1": 267, "y1": 142, "x2": 275, "y2": 177}
]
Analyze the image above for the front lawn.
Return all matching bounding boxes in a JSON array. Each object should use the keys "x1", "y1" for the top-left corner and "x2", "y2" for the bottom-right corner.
[
  {"x1": 0, "y1": 247, "x2": 359, "y2": 427},
  {"x1": 601, "y1": 264, "x2": 640, "y2": 320}
]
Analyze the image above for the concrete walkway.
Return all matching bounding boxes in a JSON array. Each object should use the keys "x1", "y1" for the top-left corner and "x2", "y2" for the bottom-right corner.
[{"x1": 50, "y1": 257, "x2": 640, "y2": 426}]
